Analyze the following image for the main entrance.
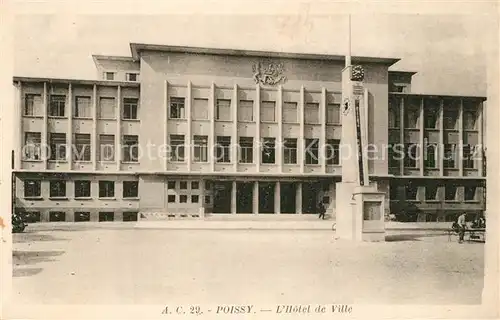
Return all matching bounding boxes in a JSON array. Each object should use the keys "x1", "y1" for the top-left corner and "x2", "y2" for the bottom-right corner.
[{"x1": 213, "y1": 181, "x2": 232, "y2": 213}]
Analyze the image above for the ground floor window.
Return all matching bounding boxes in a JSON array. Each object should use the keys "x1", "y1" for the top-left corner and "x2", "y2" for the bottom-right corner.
[
  {"x1": 99, "y1": 212, "x2": 114, "y2": 222},
  {"x1": 75, "y1": 212, "x2": 90, "y2": 222},
  {"x1": 123, "y1": 212, "x2": 138, "y2": 221},
  {"x1": 49, "y1": 211, "x2": 66, "y2": 222}
]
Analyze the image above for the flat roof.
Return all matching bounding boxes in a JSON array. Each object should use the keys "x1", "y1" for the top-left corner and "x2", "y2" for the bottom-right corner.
[
  {"x1": 389, "y1": 92, "x2": 486, "y2": 101},
  {"x1": 13, "y1": 76, "x2": 140, "y2": 87},
  {"x1": 129, "y1": 43, "x2": 401, "y2": 66},
  {"x1": 388, "y1": 70, "x2": 418, "y2": 76}
]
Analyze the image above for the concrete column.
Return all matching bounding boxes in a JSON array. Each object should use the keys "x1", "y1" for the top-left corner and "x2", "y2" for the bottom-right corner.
[
  {"x1": 458, "y1": 98, "x2": 464, "y2": 176},
  {"x1": 116, "y1": 85, "x2": 122, "y2": 171},
  {"x1": 478, "y1": 101, "x2": 484, "y2": 176},
  {"x1": 67, "y1": 83, "x2": 73, "y2": 169},
  {"x1": 255, "y1": 84, "x2": 261, "y2": 171},
  {"x1": 15, "y1": 81, "x2": 22, "y2": 170},
  {"x1": 399, "y1": 97, "x2": 405, "y2": 175},
  {"x1": 320, "y1": 88, "x2": 327, "y2": 173},
  {"x1": 253, "y1": 181, "x2": 259, "y2": 214},
  {"x1": 296, "y1": 182, "x2": 302, "y2": 214},
  {"x1": 163, "y1": 80, "x2": 169, "y2": 171},
  {"x1": 277, "y1": 85, "x2": 283, "y2": 173},
  {"x1": 186, "y1": 81, "x2": 192, "y2": 171},
  {"x1": 199, "y1": 179, "x2": 206, "y2": 217},
  {"x1": 274, "y1": 181, "x2": 281, "y2": 214},
  {"x1": 92, "y1": 84, "x2": 98, "y2": 171},
  {"x1": 210, "y1": 82, "x2": 216, "y2": 172},
  {"x1": 42, "y1": 82, "x2": 48, "y2": 169},
  {"x1": 231, "y1": 180, "x2": 237, "y2": 214},
  {"x1": 299, "y1": 86, "x2": 305, "y2": 174},
  {"x1": 419, "y1": 97, "x2": 424, "y2": 176},
  {"x1": 232, "y1": 84, "x2": 238, "y2": 172},
  {"x1": 439, "y1": 98, "x2": 444, "y2": 176}
]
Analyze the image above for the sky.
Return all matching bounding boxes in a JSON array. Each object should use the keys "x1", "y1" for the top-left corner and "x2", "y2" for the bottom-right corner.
[{"x1": 13, "y1": 13, "x2": 496, "y2": 96}]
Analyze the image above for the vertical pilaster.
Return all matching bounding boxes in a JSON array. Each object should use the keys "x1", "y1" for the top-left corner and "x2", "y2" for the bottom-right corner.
[
  {"x1": 42, "y1": 82, "x2": 48, "y2": 169},
  {"x1": 164, "y1": 80, "x2": 169, "y2": 171},
  {"x1": 92, "y1": 84, "x2": 98, "y2": 171},
  {"x1": 439, "y1": 98, "x2": 444, "y2": 176},
  {"x1": 200, "y1": 179, "x2": 206, "y2": 217},
  {"x1": 458, "y1": 98, "x2": 464, "y2": 176},
  {"x1": 67, "y1": 83, "x2": 73, "y2": 169},
  {"x1": 299, "y1": 86, "x2": 305, "y2": 174},
  {"x1": 231, "y1": 180, "x2": 237, "y2": 214},
  {"x1": 232, "y1": 84, "x2": 238, "y2": 172},
  {"x1": 116, "y1": 85, "x2": 122, "y2": 171},
  {"x1": 15, "y1": 82, "x2": 23, "y2": 169},
  {"x1": 255, "y1": 84, "x2": 261, "y2": 171},
  {"x1": 296, "y1": 182, "x2": 302, "y2": 214},
  {"x1": 320, "y1": 88, "x2": 327, "y2": 173},
  {"x1": 186, "y1": 81, "x2": 192, "y2": 171},
  {"x1": 274, "y1": 181, "x2": 281, "y2": 214},
  {"x1": 277, "y1": 85, "x2": 283, "y2": 172},
  {"x1": 399, "y1": 97, "x2": 404, "y2": 175},
  {"x1": 419, "y1": 97, "x2": 424, "y2": 176},
  {"x1": 210, "y1": 82, "x2": 216, "y2": 172},
  {"x1": 253, "y1": 181, "x2": 259, "y2": 214},
  {"x1": 478, "y1": 101, "x2": 484, "y2": 176}
]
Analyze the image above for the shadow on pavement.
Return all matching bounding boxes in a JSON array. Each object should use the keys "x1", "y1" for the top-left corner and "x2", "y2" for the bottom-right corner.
[
  {"x1": 385, "y1": 233, "x2": 446, "y2": 242},
  {"x1": 13, "y1": 233, "x2": 69, "y2": 243},
  {"x1": 13, "y1": 267, "x2": 44, "y2": 277},
  {"x1": 13, "y1": 250, "x2": 65, "y2": 266}
]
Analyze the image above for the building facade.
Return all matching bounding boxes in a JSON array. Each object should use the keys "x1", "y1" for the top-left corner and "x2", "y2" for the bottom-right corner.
[{"x1": 12, "y1": 43, "x2": 486, "y2": 223}]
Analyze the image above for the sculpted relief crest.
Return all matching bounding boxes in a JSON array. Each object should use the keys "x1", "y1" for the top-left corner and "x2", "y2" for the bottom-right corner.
[{"x1": 252, "y1": 60, "x2": 287, "y2": 86}]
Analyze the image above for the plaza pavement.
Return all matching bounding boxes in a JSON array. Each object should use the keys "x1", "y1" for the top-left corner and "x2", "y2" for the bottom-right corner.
[{"x1": 9, "y1": 223, "x2": 484, "y2": 306}]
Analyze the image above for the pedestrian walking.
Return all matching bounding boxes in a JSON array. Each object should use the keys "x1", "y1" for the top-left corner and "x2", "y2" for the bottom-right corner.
[
  {"x1": 318, "y1": 201, "x2": 326, "y2": 220},
  {"x1": 457, "y1": 212, "x2": 467, "y2": 243}
]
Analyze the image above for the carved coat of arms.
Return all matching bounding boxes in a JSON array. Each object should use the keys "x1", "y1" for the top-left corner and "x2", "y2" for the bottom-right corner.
[{"x1": 252, "y1": 61, "x2": 287, "y2": 86}]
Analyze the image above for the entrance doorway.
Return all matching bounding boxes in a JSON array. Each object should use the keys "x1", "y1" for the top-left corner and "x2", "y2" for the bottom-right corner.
[
  {"x1": 302, "y1": 182, "x2": 320, "y2": 214},
  {"x1": 258, "y1": 182, "x2": 275, "y2": 214},
  {"x1": 213, "y1": 181, "x2": 232, "y2": 213},
  {"x1": 280, "y1": 182, "x2": 296, "y2": 214},
  {"x1": 236, "y1": 182, "x2": 253, "y2": 213}
]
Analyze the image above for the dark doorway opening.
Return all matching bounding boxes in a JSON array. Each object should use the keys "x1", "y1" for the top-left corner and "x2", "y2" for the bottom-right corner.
[
  {"x1": 213, "y1": 181, "x2": 232, "y2": 213},
  {"x1": 302, "y1": 182, "x2": 320, "y2": 214},
  {"x1": 280, "y1": 182, "x2": 296, "y2": 214},
  {"x1": 236, "y1": 182, "x2": 253, "y2": 213},
  {"x1": 259, "y1": 182, "x2": 275, "y2": 214}
]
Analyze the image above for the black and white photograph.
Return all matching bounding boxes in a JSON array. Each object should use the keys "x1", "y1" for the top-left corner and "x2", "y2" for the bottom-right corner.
[{"x1": 1, "y1": 1, "x2": 499, "y2": 319}]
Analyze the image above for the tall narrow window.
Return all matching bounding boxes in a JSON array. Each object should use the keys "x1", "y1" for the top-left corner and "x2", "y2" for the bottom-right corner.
[
  {"x1": 74, "y1": 134, "x2": 91, "y2": 161},
  {"x1": 304, "y1": 102, "x2": 319, "y2": 124},
  {"x1": 283, "y1": 102, "x2": 298, "y2": 123},
  {"x1": 326, "y1": 103, "x2": 341, "y2": 124},
  {"x1": 260, "y1": 101, "x2": 276, "y2": 122},
  {"x1": 445, "y1": 184, "x2": 457, "y2": 201},
  {"x1": 388, "y1": 143, "x2": 402, "y2": 168},
  {"x1": 49, "y1": 180, "x2": 66, "y2": 198},
  {"x1": 49, "y1": 132, "x2": 67, "y2": 161},
  {"x1": 405, "y1": 106, "x2": 419, "y2": 129},
  {"x1": 424, "y1": 108, "x2": 438, "y2": 129},
  {"x1": 424, "y1": 143, "x2": 438, "y2": 168},
  {"x1": 283, "y1": 138, "x2": 297, "y2": 164},
  {"x1": 425, "y1": 184, "x2": 438, "y2": 201},
  {"x1": 24, "y1": 180, "x2": 41, "y2": 198},
  {"x1": 464, "y1": 186, "x2": 477, "y2": 201},
  {"x1": 99, "y1": 181, "x2": 115, "y2": 198},
  {"x1": 99, "y1": 97, "x2": 116, "y2": 119},
  {"x1": 443, "y1": 108, "x2": 458, "y2": 130},
  {"x1": 463, "y1": 109, "x2": 477, "y2": 130},
  {"x1": 75, "y1": 180, "x2": 91, "y2": 198},
  {"x1": 216, "y1": 99, "x2": 231, "y2": 121},
  {"x1": 169, "y1": 134, "x2": 185, "y2": 162},
  {"x1": 326, "y1": 139, "x2": 340, "y2": 165},
  {"x1": 404, "y1": 143, "x2": 418, "y2": 168},
  {"x1": 25, "y1": 94, "x2": 42, "y2": 116},
  {"x1": 75, "y1": 96, "x2": 92, "y2": 118},
  {"x1": 239, "y1": 137, "x2": 253, "y2": 163},
  {"x1": 99, "y1": 134, "x2": 115, "y2": 161},
  {"x1": 170, "y1": 97, "x2": 185, "y2": 119},
  {"x1": 24, "y1": 132, "x2": 41, "y2": 160},
  {"x1": 261, "y1": 137, "x2": 276, "y2": 164},
  {"x1": 49, "y1": 95, "x2": 66, "y2": 117},
  {"x1": 193, "y1": 135, "x2": 208, "y2": 162},
  {"x1": 192, "y1": 98, "x2": 209, "y2": 120},
  {"x1": 443, "y1": 144, "x2": 457, "y2": 168},
  {"x1": 238, "y1": 100, "x2": 254, "y2": 122},
  {"x1": 123, "y1": 98, "x2": 139, "y2": 120},
  {"x1": 123, "y1": 135, "x2": 139, "y2": 162},
  {"x1": 216, "y1": 136, "x2": 231, "y2": 163},
  {"x1": 462, "y1": 144, "x2": 475, "y2": 169},
  {"x1": 305, "y1": 139, "x2": 319, "y2": 165}
]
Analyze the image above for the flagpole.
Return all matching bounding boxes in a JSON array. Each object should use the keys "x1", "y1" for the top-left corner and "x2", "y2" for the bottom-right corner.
[{"x1": 346, "y1": 14, "x2": 352, "y2": 68}]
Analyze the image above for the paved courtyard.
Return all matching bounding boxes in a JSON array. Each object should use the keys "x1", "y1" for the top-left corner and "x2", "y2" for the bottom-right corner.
[{"x1": 11, "y1": 224, "x2": 484, "y2": 305}]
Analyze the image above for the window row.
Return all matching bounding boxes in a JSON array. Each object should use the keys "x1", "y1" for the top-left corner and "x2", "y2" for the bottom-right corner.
[
  {"x1": 170, "y1": 96, "x2": 342, "y2": 124},
  {"x1": 19, "y1": 211, "x2": 139, "y2": 223},
  {"x1": 24, "y1": 133, "x2": 139, "y2": 162},
  {"x1": 23, "y1": 180, "x2": 138, "y2": 199},
  {"x1": 103, "y1": 72, "x2": 139, "y2": 82},
  {"x1": 167, "y1": 194, "x2": 208, "y2": 204},
  {"x1": 24, "y1": 94, "x2": 139, "y2": 120},
  {"x1": 388, "y1": 143, "x2": 479, "y2": 169},
  {"x1": 393, "y1": 184, "x2": 479, "y2": 202},
  {"x1": 169, "y1": 135, "x2": 341, "y2": 165}
]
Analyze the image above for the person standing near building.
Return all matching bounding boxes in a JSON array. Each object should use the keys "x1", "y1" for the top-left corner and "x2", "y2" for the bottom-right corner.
[
  {"x1": 457, "y1": 212, "x2": 467, "y2": 243},
  {"x1": 318, "y1": 201, "x2": 326, "y2": 220}
]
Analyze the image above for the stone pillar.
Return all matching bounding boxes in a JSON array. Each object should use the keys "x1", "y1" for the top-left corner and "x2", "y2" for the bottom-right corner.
[
  {"x1": 231, "y1": 180, "x2": 237, "y2": 214},
  {"x1": 92, "y1": 84, "x2": 98, "y2": 170},
  {"x1": 116, "y1": 85, "x2": 122, "y2": 171},
  {"x1": 186, "y1": 81, "x2": 192, "y2": 171},
  {"x1": 296, "y1": 182, "x2": 302, "y2": 214},
  {"x1": 253, "y1": 181, "x2": 259, "y2": 214},
  {"x1": 42, "y1": 82, "x2": 48, "y2": 169},
  {"x1": 274, "y1": 181, "x2": 281, "y2": 214}
]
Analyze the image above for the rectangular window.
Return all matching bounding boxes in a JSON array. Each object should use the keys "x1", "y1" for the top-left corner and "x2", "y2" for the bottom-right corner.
[
  {"x1": 388, "y1": 143, "x2": 401, "y2": 168},
  {"x1": 425, "y1": 184, "x2": 438, "y2": 200},
  {"x1": 24, "y1": 180, "x2": 41, "y2": 198},
  {"x1": 445, "y1": 184, "x2": 457, "y2": 201},
  {"x1": 99, "y1": 97, "x2": 116, "y2": 119},
  {"x1": 123, "y1": 98, "x2": 139, "y2": 120},
  {"x1": 305, "y1": 139, "x2": 319, "y2": 165},
  {"x1": 50, "y1": 211, "x2": 66, "y2": 222},
  {"x1": 169, "y1": 134, "x2": 185, "y2": 162},
  {"x1": 204, "y1": 195, "x2": 211, "y2": 204},
  {"x1": 74, "y1": 134, "x2": 91, "y2": 161},
  {"x1": 326, "y1": 103, "x2": 341, "y2": 124},
  {"x1": 126, "y1": 73, "x2": 139, "y2": 81},
  {"x1": 193, "y1": 135, "x2": 208, "y2": 162},
  {"x1": 170, "y1": 97, "x2": 185, "y2": 119},
  {"x1": 99, "y1": 134, "x2": 115, "y2": 161},
  {"x1": 167, "y1": 181, "x2": 176, "y2": 189},
  {"x1": 424, "y1": 143, "x2": 438, "y2": 168},
  {"x1": 462, "y1": 144, "x2": 475, "y2": 169},
  {"x1": 444, "y1": 144, "x2": 457, "y2": 168},
  {"x1": 443, "y1": 108, "x2": 458, "y2": 130},
  {"x1": 405, "y1": 184, "x2": 418, "y2": 200},
  {"x1": 260, "y1": 101, "x2": 276, "y2": 122},
  {"x1": 191, "y1": 181, "x2": 199, "y2": 189},
  {"x1": 167, "y1": 195, "x2": 176, "y2": 203},
  {"x1": 49, "y1": 132, "x2": 67, "y2": 161},
  {"x1": 304, "y1": 102, "x2": 319, "y2": 124},
  {"x1": 123, "y1": 181, "x2": 139, "y2": 198},
  {"x1": 123, "y1": 135, "x2": 139, "y2": 162},
  {"x1": 388, "y1": 107, "x2": 400, "y2": 128},
  {"x1": 404, "y1": 107, "x2": 419, "y2": 129},
  {"x1": 104, "y1": 72, "x2": 115, "y2": 80},
  {"x1": 99, "y1": 212, "x2": 114, "y2": 222},
  {"x1": 75, "y1": 180, "x2": 91, "y2": 198},
  {"x1": 239, "y1": 100, "x2": 254, "y2": 121},
  {"x1": 25, "y1": 94, "x2": 42, "y2": 116},
  {"x1": 261, "y1": 137, "x2": 276, "y2": 164},
  {"x1": 216, "y1": 136, "x2": 231, "y2": 163},
  {"x1": 404, "y1": 143, "x2": 418, "y2": 168},
  {"x1": 180, "y1": 195, "x2": 188, "y2": 203},
  {"x1": 463, "y1": 110, "x2": 477, "y2": 130},
  {"x1": 74, "y1": 96, "x2": 92, "y2": 118},
  {"x1": 49, "y1": 180, "x2": 66, "y2": 198},
  {"x1": 99, "y1": 181, "x2": 115, "y2": 198},
  {"x1": 75, "y1": 212, "x2": 91, "y2": 222},
  {"x1": 24, "y1": 132, "x2": 41, "y2": 160},
  {"x1": 282, "y1": 102, "x2": 298, "y2": 123},
  {"x1": 464, "y1": 186, "x2": 477, "y2": 201},
  {"x1": 123, "y1": 212, "x2": 138, "y2": 222},
  {"x1": 283, "y1": 138, "x2": 297, "y2": 164},
  {"x1": 49, "y1": 95, "x2": 66, "y2": 117},
  {"x1": 216, "y1": 99, "x2": 231, "y2": 121},
  {"x1": 424, "y1": 109, "x2": 439, "y2": 129},
  {"x1": 180, "y1": 181, "x2": 188, "y2": 190},
  {"x1": 239, "y1": 137, "x2": 254, "y2": 164},
  {"x1": 191, "y1": 195, "x2": 199, "y2": 203},
  {"x1": 192, "y1": 98, "x2": 209, "y2": 120},
  {"x1": 326, "y1": 139, "x2": 340, "y2": 165}
]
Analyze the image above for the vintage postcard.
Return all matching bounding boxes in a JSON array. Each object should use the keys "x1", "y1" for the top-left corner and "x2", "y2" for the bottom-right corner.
[{"x1": 1, "y1": 0, "x2": 499, "y2": 319}]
